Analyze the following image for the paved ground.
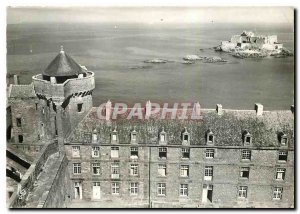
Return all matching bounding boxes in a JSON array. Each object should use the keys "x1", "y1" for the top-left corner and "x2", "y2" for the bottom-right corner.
[{"x1": 68, "y1": 200, "x2": 149, "y2": 208}]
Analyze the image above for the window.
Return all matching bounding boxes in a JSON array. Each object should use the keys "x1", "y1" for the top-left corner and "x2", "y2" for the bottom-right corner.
[
  {"x1": 111, "y1": 163, "x2": 120, "y2": 176},
  {"x1": 112, "y1": 182, "x2": 120, "y2": 195},
  {"x1": 73, "y1": 163, "x2": 81, "y2": 174},
  {"x1": 241, "y1": 150, "x2": 251, "y2": 160},
  {"x1": 276, "y1": 168, "x2": 286, "y2": 180},
  {"x1": 160, "y1": 133, "x2": 166, "y2": 142},
  {"x1": 42, "y1": 107, "x2": 45, "y2": 115},
  {"x1": 273, "y1": 187, "x2": 283, "y2": 200},
  {"x1": 92, "y1": 146, "x2": 100, "y2": 157},
  {"x1": 131, "y1": 133, "x2": 137, "y2": 141},
  {"x1": 182, "y1": 148, "x2": 190, "y2": 159},
  {"x1": 205, "y1": 149, "x2": 215, "y2": 158},
  {"x1": 238, "y1": 186, "x2": 247, "y2": 198},
  {"x1": 72, "y1": 146, "x2": 80, "y2": 158},
  {"x1": 183, "y1": 134, "x2": 189, "y2": 142},
  {"x1": 111, "y1": 147, "x2": 119, "y2": 158},
  {"x1": 240, "y1": 167, "x2": 250, "y2": 179},
  {"x1": 92, "y1": 163, "x2": 100, "y2": 175},
  {"x1": 204, "y1": 166, "x2": 213, "y2": 181},
  {"x1": 77, "y1": 103, "x2": 83, "y2": 112},
  {"x1": 18, "y1": 135, "x2": 23, "y2": 143},
  {"x1": 112, "y1": 133, "x2": 117, "y2": 141},
  {"x1": 130, "y1": 183, "x2": 138, "y2": 195},
  {"x1": 243, "y1": 130, "x2": 252, "y2": 145},
  {"x1": 180, "y1": 165, "x2": 189, "y2": 177},
  {"x1": 130, "y1": 164, "x2": 138, "y2": 176},
  {"x1": 158, "y1": 164, "x2": 167, "y2": 177},
  {"x1": 16, "y1": 118, "x2": 22, "y2": 127},
  {"x1": 280, "y1": 137, "x2": 288, "y2": 146},
  {"x1": 130, "y1": 147, "x2": 138, "y2": 158},
  {"x1": 157, "y1": 183, "x2": 166, "y2": 196},
  {"x1": 180, "y1": 184, "x2": 188, "y2": 196},
  {"x1": 206, "y1": 130, "x2": 214, "y2": 144},
  {"x1": 278, "y1": 151, "x2": 288, "y2": 162},
  {"x1": 159, "y1": 147, "x2": 167, "y2": 159}
]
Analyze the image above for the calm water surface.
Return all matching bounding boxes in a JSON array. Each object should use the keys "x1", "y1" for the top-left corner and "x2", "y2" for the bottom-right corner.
[{"x1": 6, "y1": 23, "x2": 294, "y2": 110}]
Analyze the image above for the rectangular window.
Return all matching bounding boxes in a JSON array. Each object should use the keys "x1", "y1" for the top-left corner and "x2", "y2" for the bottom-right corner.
[
  {"x1": 111, "y1": 147, "x2": 119, "y2": 158},
  {"x1": 130, "y1": 164, "x2": 138, "y2": 176},
  {"x1": 182, "y1": 148, "x2": 190, "y2": 159},
  {"x1": 238, "y1": 186, "x2": 247, "y2": 198},
  {"x1": 130, "y1": 147, "x2": 138, "y2": 158},
  {"x1": 208, "y1": 135, "x2": 214, "y2": 143},
  {"x1": 157, "y1": 183, "x2": 166, "y2": 196},
  {"x1": 183, "y1": 134, "x2": 189, "y2": 142},
  {"x1": 16, "y1": 118, "x2": 22, "y2": 127},
  {"x1": 72, "y1": 146, "x2": 80, "y2": 158},
  {"x1": 92, "y1": 146, "x2": 100, "y2": 157},
  {"x1": 131, "y1": 133, "x2": 137, "y2": 141},
  {"x1": 240, "y1": 167, "x2": 250, "y2": 179},
  {"x1": 18, "y1": 135, "x2": 23, "y2": 143},
  {"x1": 205, "y1": 149, "x2": 215, "y2": 158},
  {"x1": 204, "y1": 166, "x2": 213, "y2": 181},
  {"x1": 158, "y1": 164, "x2": 167, "y2": 177},
  {"x1": 273, "y1": 187, "x2": 283, "y2": 200},
  {"x1": 112, "y1": 133, "x2": 117, "y2": 141},
  {"x1": 241, "y1": 150, "x2": 251, "y2": 160},
  {"x1": 276, "y1": 168, "x2": 286, "y2": 180},
  {"x1": 159, "y1": 147, "x2": 167, "y2": 159},
  {"x1": 92, "y1": 163, "x2": 100, "y2": 175},
  {"x1": 278, "y1": 151, "x2": 288, "y2": 162},
  {"x1": 130, "y1": 182, "x2": 138, "y2": 195},
  {"x1": 245, "y1": 136, "x2": 251, "y2": 144},
  {"x1": 180, "y1": 184, "x2": 188, "y2": 196},
  {"x1": 180, "y1": 165, "x2": 189, "y2": 177},
  {"x1": 112, "y1": 182, "x2": 120, "y2": 195},
  {"x1": 77, "y1": 103, "x2": 83, "y2": 112},
  {"x1": 73, "y1": 163, "x2": 81, "y2": 174},
  {"x1": 160, "y1": 134, "x2": 165, "y2": 142},
  {"x1": 111, "y1": 163, "x2": 120, "y2": 175},
  {"x1": 281, "y1": 137, "x2": 288, "y2": 146}
]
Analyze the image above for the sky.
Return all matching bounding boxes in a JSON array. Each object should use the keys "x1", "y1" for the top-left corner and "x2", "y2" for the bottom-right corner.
[{"x1": 7, "y1": 7, "x2": 294, "y2": 24}]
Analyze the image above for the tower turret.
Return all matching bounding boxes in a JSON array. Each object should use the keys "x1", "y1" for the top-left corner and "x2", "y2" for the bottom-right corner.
[{"x1": 32, "y1": 47, "x2": 95, "y2": 151}]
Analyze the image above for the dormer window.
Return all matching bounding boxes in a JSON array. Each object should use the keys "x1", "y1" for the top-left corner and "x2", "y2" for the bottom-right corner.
[
  {"x1": 181, "y1": 127, "x2": 190, "y2": 145},
  {"x1": 92, "y1": 129, "x2": 98, "y2": 143},
  {"x1": 131, "y1": 128, "x2": 137, "y2": 143},
  {"x1": 278, "y1": 132, "x2": 288, "y2": 146},
  {"x1": 111, "y1": 128, "x2": 118, "y2": 143},
  {"x1": 243, "y1": 130, "x2": 252, "y2": 145},
  {"x1": 206, "y1": 129, "x2": 214, "y2": 145},
  {"x1": 159, "y1": 127, "x2": 166, "y2": 144}
]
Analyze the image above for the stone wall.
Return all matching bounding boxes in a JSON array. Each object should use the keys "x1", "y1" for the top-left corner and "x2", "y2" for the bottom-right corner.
[
  {"x1": 64, "y1": 143, "x2": 294, "y2": 208},
  {"x1": 8, "y1": 141, "x2": 58, "y2": 208}
]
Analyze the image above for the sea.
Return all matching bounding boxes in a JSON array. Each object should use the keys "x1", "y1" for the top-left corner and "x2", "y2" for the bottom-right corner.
[{"x1": 6, "y1": 22, "x2": 294, "y2": 110}]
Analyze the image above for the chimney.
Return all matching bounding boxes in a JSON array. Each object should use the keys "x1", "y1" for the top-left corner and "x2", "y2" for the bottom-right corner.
[
  {"x1": 216, "y1": 104, "x2": 223, "y2": 115},
  {"x1": 194, "y1": 102, "x2": 201, "y2": 115},
  {"x1": 13, "y1": 75, "x2": 19, "y2": 85},
  {"x1": 255, "y1": 103, "x2": 263, "y2": 116},
  {"x1": 145, "y1": 100, "x2": 151, "y2": 119},
  {"x1": 291, "y1": 105, "x2": 294, "y2": 114},
  {"x1": 105, "y1": 100, "x2": 112, "y2": 121},
  {"x1": 50, "y1": 77, "x2": 57, "y2": 84}
]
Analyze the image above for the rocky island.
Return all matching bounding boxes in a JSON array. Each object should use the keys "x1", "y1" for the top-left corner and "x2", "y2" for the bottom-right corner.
[
  {"x1": 215, "y1": 31, "x2": 293, "y2": 58},
  {"x1": 183, "y1": 55, "x2": 227, "y2": 63}
]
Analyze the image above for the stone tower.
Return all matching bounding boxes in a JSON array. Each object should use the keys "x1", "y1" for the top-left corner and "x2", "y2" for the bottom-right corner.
[{"x1": 32, "y1": 46, "x2": 95, "y2": 151}]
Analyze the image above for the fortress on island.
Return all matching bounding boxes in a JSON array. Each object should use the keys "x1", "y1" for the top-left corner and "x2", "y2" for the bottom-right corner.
[{"x1": 6, "y1": 47, "x2": 294, "y2": 208}]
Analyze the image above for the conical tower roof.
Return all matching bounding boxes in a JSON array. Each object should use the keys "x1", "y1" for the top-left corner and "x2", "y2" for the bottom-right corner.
[{"x1": 43, "y1": 46, "x2": 85, "y2": 77}]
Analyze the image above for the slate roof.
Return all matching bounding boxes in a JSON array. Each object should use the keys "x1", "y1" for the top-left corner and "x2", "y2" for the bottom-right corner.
[
  {"x1": 43, "y1": 48, "x2": 85, "y2": 77},
  {"x1": 8, "y1": 84, "x2": 36, "y2": 99},
  {"x1": 67, "y1": 107, "x2": 294, "y2": 148}
]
